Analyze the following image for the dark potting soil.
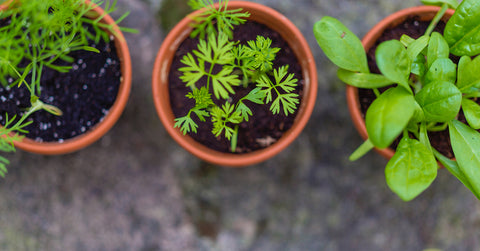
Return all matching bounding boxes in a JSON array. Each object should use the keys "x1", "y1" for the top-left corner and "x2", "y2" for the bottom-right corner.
[
  {"x1": 0, "y1": 23, "x2": 121, "y2": 142},
  {"x1": 168, "y1": 21, "x2": 304, "y2": 153},
  {"x1": 358, "y1": 16, "x2": 460, "y2": 158}
]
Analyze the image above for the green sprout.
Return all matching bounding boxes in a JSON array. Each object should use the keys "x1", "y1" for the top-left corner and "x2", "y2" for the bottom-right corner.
[
  {"x1": 174, "y1": 0, "x2": 300, "y2": 152},
  {"x1": 314, "y1": 0, "x2": 480, "y2": 201},
  {"x1": 0, "y1": 0, "x2": 131, "y2": 177}
]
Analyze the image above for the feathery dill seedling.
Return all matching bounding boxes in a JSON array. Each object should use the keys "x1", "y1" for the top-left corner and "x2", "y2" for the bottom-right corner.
[
  {"x1": 0, "y1": 0, "x2": 132, "y2": 176},
  {"x1": 174, "y1": 0, "x2": 300, "y2": 152}
]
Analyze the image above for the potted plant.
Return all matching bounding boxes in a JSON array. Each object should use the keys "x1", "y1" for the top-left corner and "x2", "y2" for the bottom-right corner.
[
  {"x1": 152, "y1": 0, "x2": 317, "y2": 167},
  {"x1": 0, "y1": 0, "x2": 133, "y2": 177},
  {"x1": 314, "y1": 0, "x2": 480, "y2": 201}
]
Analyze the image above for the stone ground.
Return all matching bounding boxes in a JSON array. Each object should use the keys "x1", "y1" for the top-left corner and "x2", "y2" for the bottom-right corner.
[{"x1": 1, "y1": 0, "x2": 479, "y2": 250}]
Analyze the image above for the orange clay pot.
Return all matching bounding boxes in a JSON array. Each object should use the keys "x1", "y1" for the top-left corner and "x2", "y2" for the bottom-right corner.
[
  {"x1": 1, "y1": 0, "x2": 132, "y2": 155},
  {"x1": 346, "y1": 6, "x2": 454, "y2": 159},
  {"x1": 152, "y1": 1, "x2": 317, "y2": 167}
]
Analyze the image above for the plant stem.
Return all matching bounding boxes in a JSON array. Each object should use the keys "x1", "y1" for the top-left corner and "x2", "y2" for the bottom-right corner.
[
  {"x1": 230, "y1": 125, "x2": 238, "y2": 152},
  {"x1": 463, "y1": 92, "x2": 480, "y2": 99},
  {"x1": 427, "y1": 122, "x2": 448, "y2": 132},
  {"x1": 425, "y1": 3, "x2": 448, "y2": 37}
]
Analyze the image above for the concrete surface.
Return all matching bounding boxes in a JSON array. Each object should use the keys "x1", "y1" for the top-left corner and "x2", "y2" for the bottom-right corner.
[{"x1": 1, "y1": 0, "x2": 479, "y2": 250}]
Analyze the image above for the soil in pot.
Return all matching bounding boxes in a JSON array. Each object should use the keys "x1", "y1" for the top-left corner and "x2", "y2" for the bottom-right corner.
[
  {"x1": 358, "y1": 16, "x2": 464, "y2": 158},
  {"x1": 168, "y1": 20, "x2": 304, "y2": 153},
  {"x1": 0, "y1": 22, "x2": 121, "y2": 142}
]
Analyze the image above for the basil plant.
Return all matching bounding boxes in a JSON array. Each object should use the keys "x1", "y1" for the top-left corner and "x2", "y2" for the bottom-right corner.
[{"x1": 314, "y1": 0, "x2": 480, "y2": 201}]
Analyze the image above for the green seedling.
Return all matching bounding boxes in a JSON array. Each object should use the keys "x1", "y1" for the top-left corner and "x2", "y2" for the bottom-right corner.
[
  {"x1": 174, "y1": 0, "x2": 299, "y2": 152},
  {"x1": 314, "y1": 0, "x2": 480, "y2": 201},
  {"x1": 0, "y1": 0, "x2": 132, "y2": 177}
]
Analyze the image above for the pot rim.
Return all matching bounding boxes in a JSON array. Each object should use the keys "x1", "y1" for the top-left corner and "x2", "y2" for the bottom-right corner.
[
  {"x1": 152, "y1": 1, "x2": 317, "y2": 167},
  {"x1": 346, "y1": 5, "x2": 455, "y2": 159},
  {"x1": 2, "y1": 0, "x2": 132, "y2": 155}
]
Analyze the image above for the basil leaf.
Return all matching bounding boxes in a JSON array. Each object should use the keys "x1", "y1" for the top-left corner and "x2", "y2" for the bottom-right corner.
[
  {"x1": 410, "y1": 99, "x2": 426, "y2": 124},
  {"x1": 444, "y1": 0, "x2": 480, "y2": 56},
  {"x1": 424, "y1": 58, "x2": 457, "y2": 84},
  {"x1": 427, "y1": 32, "x2": 450, "y2": 69},
  {"x1": 407, "y1": 36, "x2": 429, "y2": 76},
  {"x1": 432, "y1": 149, "x2": 479, "y2": 199},
  {"x1": 462, "y1": 98, "x2": 480, "y2": 129},
  {"x1": 448, "y1": 120, "x2": 480, "y2": 196},
  {"x1": 400, "y1": 34, "x2": 415, "y2": 47},
  {"x1": 457, "y1": 55, "x2": 480, "y2": 93},
  {"x1": 366, "y1": 87, "x2": 416, "y2": 148},
  {"x1": 421, "y1": 0, "x2": 459, "y2": 9},
  {"x1": 415, "y1": 80, "x2": 461, "y2": 122},
  {"x1": 337, "y1": 68, "x2": 393, "y2": 89},
  {"x1": 407, "y1": 35, "x2": 429, "y2": 61},
  {"x1": 411, "y1": 54, "x2": 427, "y2": 76},
  {"x1": 385, "y1": 136, "x2": 437, "y2": 201},
  {"x1": 376, "y1": 40, "x2": 411, "y2": 92},
  {"x1": 314, "y1": 17, "x2": 369, "y2": 73}
]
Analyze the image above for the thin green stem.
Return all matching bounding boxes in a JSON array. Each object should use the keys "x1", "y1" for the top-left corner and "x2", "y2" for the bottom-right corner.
[
  {"x1": 427, "y1": 122, "x2": 448, "y2": 132},
  {"x1": 463, "y1": 92, "x2": 480, "y2": 99},
  {"x1": 425, "y1": 3, "x2": 448, "y2": 36}
]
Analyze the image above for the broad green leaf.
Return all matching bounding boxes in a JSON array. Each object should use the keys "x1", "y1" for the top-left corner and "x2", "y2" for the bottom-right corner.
[
  {"x1": 457, "y1": 56, "x2": 480, "y2": 93},
  {"x1": 410, "y1": 98, "x2": 426, "y2": 124},
  {"x1": 337, "y1": 68, "x2": 393, "y2": 88},
  {"x1": 421, "y1": 0, "x2": 459, "y2": 9},
  {"x1": 406, "y1": 35, "x2": 428, "y2": 76},
  {"x1": 385, "y1": 136, "x2": 437, "y2": 201},
  {"x1": 424, "y1": 58, "x2": 457, "y2": 84},
  {"x1": 415, "y1": 80, "x2": 461, "y2": 122},
  {"x1": 406, "y1": 35, "x2": 429, "y2": 61},
  {"x1": 411, "y1": 54, "x2": 427, "y2": 76},
  {"x1": 366, "y1": 87, "x2": 416, "y2": 148},
  {"x1": 432, "y1": 149, "x2": 479, "y2": 199},
  {"x1": 376, "y1": 40, "x2": 411, "y2": 92},
  {"x1": 314, "y1": 16, "x2": 369, "y2": 73},
  {"x1": 448, "y1": 120, "x2": 480, "y2": 196},
  {"x1": 462, "y1": 98, "x2": 480, "y2": 129},
  {"x1": 457, "y1": 55, "x2": 472, "y2": 90},
  {"x1": 444, "y1": 0, "x2": 480, "y2": 56},
  {"x1": 400, "y1": 34, "x2": 415, "y2": 47},
  {"x1": 427, "y1": 32, "x2": 450, "y2": 69}
]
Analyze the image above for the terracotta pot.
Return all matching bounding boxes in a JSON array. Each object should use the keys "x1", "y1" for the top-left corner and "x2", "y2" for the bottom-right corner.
[
  {"x1": 346, "y1": 6, "x2": 455, "y2": 159},
  {"x1": 152, "y1": 1, "x2": 317, "y2": 167},
  {"x1": 1, "y1": 0, "x2": 132, "y2": 155}
]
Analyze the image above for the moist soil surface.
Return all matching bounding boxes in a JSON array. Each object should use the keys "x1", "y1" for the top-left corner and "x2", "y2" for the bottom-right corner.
[
  {"x1": 168, "y1": 21, "x2": 304, "y2": 153},
  {"x1": 359, "y1": 16, "x2": 461, "y2": 158},
  {"x1": 0, "y1": 24, "x2": 121, "y2": 143}
]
